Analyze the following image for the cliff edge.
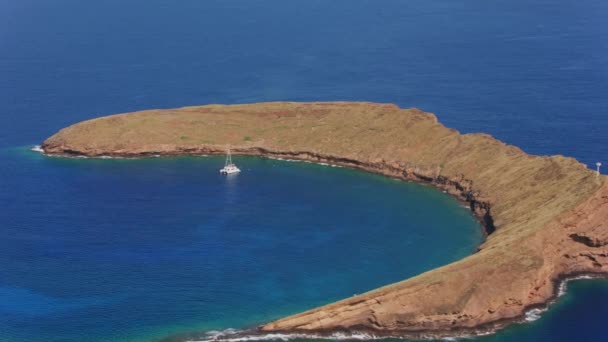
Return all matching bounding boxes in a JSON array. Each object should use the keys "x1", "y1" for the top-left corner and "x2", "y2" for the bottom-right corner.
[{"x1": 42, "y1": 102, "x2": 608, "y2": 338}]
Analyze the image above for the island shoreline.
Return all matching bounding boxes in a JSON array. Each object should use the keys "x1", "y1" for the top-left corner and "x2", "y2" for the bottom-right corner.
[
  {"x1": 39, "y1": 102, "x2": 608, "y2": 340},
  {"x1": 38, "y1": 146, "x2": 496, "y2": 238},
  {"x1": 248, "y1": 273, "x2": 608, "y2": 341},
  {"x1": 38, "y1": 146, "x2": 607, "y2": 341},
  {"x1": 153, "y1": 276, "x2": 608, "y2": 342}
]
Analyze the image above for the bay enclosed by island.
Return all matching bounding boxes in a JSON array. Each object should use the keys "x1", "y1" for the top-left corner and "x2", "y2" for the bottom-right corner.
[{"x1": 41, "y1": 102, "x2": 608, "y2": 339}]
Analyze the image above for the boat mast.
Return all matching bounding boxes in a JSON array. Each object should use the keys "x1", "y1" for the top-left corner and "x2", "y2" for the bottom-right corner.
[{"x1": 226, "y1": 145, "x2": 232, "y2": 166}]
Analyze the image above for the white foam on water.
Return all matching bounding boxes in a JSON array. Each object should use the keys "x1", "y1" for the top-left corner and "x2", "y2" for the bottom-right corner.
[
  {"x1": 316, "y1": 162, "x2": 342, "y2": 168},
  {"x1": 558, "y1": 279, "x2": 571, "y2": 297},
  {"x1": 31, "y1": 145, "x2": 44, "y2": 153},
  {"x1": 186, "y1": 275, "x2": 608, "y2": 342},
  {"x1": 189, "y1": 329, "x2": 393, "y2": 342},
  {"x1": 187, "y1": 328, "x2": 491, "y2": 342},
  {"x1": 524, "y1": 308, "x2": 546, "y2": 322},
  {"x1": 558, "y1": 275, "x2": 595, "y2": 297},
  {"x1": 521, "y1": 274, "x2": 602, "y2": 324},
  {"x1": 187, "y1": 324, "x2": 522, "y2": 342},
  {"x1": 98, "y1": 155, "x2": 126, "y2": 159},
  {"x1": 268, "y1": 157, "x2": 300, "y2": 163}
]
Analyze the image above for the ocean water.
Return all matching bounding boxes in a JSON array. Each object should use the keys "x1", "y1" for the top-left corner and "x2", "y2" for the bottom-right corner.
[
  {"x1": 0, "y1": 150, "x2": 483, "y2": 342},
  {"x1": 1, "y1": 0, "x2": 607, "y2": 341}
]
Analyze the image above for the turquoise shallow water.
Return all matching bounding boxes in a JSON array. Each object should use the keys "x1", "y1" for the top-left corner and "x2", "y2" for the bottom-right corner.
[{"x1": 1, "y1": 0, "x2": 608, "y2": 341}]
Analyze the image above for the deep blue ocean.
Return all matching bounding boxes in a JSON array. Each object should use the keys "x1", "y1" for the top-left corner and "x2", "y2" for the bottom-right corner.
[{"x1": 1, "y1": 0, "x2": 607, "y2": 341}]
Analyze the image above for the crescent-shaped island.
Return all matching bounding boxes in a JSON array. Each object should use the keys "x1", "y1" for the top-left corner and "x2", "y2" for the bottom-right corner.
[{"x1": 41, "y1": 102, "x2": 608, "y2": 339}]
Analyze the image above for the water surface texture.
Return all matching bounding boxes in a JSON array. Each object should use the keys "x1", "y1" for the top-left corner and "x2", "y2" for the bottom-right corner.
[
  {"x1": 1, "y1": 152, "x2": 482, "y2": 342},
  {"x1": 1, "y1": 0, "x2": 608, "y2": 341}
]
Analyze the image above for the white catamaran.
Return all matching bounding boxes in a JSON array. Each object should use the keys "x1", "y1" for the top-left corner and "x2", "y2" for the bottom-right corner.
[{"x1": 219, "y1": 147, "x2": 241, "y2": 174}]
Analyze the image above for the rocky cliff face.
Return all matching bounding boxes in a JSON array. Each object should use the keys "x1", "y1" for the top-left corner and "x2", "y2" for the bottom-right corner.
[{"x1": 41, "y1": 102, "x2": 608, "y2": 338}]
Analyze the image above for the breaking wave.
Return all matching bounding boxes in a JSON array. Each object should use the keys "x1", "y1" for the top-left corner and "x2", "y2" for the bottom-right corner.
[
  {"x1": 268, "y1": 157, "x2": 342, "y2": 168},
  {"x1": 187, "y1": 328, "x2": 494, "y2": 342},
  {"x1": 31, "y1": 145, "x2": 44, "y2": 153},
  {"x1": 523, "y1": 274, "x2": 601, "y2": 323},
  {"x1": 189, "y1": 329, "x2": 398, "y2": 342},
  {"x1": 524, "y1": 308, "x2": 546, "y2": 322},
  {"x1": 558, "y1": 275, "x2": 595, "y2": 297},
  {"x1": 193, "y1": 275, "x2": 606, "y2": 342}
]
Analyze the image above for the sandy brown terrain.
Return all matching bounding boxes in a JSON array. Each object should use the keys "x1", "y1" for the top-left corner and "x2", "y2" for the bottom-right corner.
[{"x1": 41, "y1": 102, "x2": 608, "y2": 338}]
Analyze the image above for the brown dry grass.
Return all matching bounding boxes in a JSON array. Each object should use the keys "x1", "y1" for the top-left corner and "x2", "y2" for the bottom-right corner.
[{"x1": 43, "y1": 102, "x2": 606, "y2": 335}]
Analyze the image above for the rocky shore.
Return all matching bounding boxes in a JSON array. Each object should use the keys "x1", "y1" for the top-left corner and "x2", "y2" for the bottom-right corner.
[{"x1": 41, "y1": 102, "x2": 608, "y2": 338}]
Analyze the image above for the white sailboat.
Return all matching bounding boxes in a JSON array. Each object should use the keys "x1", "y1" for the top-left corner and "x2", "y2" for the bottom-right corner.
[{"x1": 219, "y1": 147, "x2": 241, "y2": 174}]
